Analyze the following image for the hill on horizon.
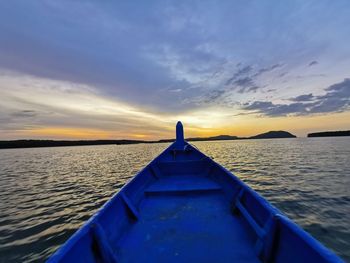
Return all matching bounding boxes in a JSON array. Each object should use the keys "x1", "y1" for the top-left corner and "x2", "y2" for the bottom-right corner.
[{"x1": 248, "y1": 130, "x2": 297, "y2": 139}]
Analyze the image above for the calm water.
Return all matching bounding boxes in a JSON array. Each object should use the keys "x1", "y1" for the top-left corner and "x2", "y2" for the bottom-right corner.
[{"x1": 0, "y1": 138, "x2": 349, "y2": 262}]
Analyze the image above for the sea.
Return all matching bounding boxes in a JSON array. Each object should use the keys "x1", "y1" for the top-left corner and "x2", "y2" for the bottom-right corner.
[{"x1": 0, "y1": 137, "x2": 349, "y2": 262}]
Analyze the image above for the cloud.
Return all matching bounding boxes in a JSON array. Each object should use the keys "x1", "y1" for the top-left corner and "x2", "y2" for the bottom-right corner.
[
  {"x1": 196, "y1": 60, "x2": 313, "y2": 106},
  {"x1": 324, "y1": 78, "x2": 350, "y2": 96},
  {"x1": 233, "y1": 77, "x2": 254, "y2": 87},
  {"x1": 198, "y1": 75, "x2": 259, "y2": 105},
  {"x1": 203, "y1": 89, "x2": 226, "y2": 103},
  {"x1": 0, "y1": 71, "x2": 173, "y2": 135},
  {"x1": 244, "y1": 101, "x2": 274, "y2": 111},
  {"x1": 225, "y1": 66, "x2": 253, "y2": 86},
  {"x1": 267, "y1": 88, "x2": 277, "y2": 92},
  {"x1": 243, "y1": 78, "x2": 350, "y2": 116},
  {"x1": 233, "y1": 77, "x2": 259, "y2": 93},
  {"x1": 243, "y1": 101, "x2": 308, "y2": 116},
  {"x1": 252, "y1": 64, "x2": 283, "y2": 78},
  {"x1": 290, "y1": 93, "x2": 314, "y2": 101},
  {"x1": 224, "y1": 63, "x2": 284, "y2": 93},
  {"x1": 310, "y1": 78, "x2": 350, "y2": 113},
  {"x1": 0, "y1": 71, "x2": 242, "y2": 139},
  {"x1": 11, "y1": 110, "x2": 38, "y2": 118},
  {"x1": 308, "y1": 61, "x2": 318, "y2": 66},
  {"x1": 239, "y1": 85, "x2": 259, "y2": 93}
]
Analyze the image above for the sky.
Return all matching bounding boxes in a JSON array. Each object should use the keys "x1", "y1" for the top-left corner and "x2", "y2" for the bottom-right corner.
[{"x1": 0, "y1": 0, "x2": 350, "y2": 140}]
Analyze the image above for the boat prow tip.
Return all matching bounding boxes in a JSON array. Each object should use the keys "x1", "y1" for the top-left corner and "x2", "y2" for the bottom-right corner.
[{"x1": 175, "y1": 121, "x2": 185, "y2": 145}]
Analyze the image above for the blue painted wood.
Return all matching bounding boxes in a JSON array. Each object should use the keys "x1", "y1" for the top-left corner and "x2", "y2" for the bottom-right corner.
[
  {"x1": 90, "y1": 223, "x2": 118, "y2": 263},
  {"x1": 47, "y1": 122, "x2": 343, "y2": 263},
  {"x1": 120, "y1": 192, "x2": 139, "y2": 220}
]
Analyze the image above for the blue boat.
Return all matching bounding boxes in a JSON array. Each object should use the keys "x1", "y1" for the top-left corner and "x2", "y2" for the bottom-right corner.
[{"x1": 48, "y1": 122, "x2": 342, "y2": 262}]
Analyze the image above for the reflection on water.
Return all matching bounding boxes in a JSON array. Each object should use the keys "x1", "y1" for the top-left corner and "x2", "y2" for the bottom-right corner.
[{"x1": 0, "y1": 138, "x2": 349, "y2": 262}]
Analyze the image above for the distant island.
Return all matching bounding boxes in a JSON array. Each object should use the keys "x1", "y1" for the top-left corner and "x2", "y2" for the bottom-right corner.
[
  {"x1": 249, "y1": 131, "x2": 296, "y2": 139},
  {"x1": 308, "y1": 130, "x2": 350, "y2": 138},
  {"x1": 0, "y1": 130, "x2": 296, "y2": 149}
]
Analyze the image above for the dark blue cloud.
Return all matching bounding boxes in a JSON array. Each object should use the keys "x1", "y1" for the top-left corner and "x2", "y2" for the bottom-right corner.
[
  {"x1": 323, "y1": 78, "x2": 350, "y2": 97},
  {"x1": 233, "y1": 77, "x2": 259, "y2": 93},
  {"x1": 290, "y1": 93, "x2": 315, "y2": 101},
  {"x1": 308, "y1": 61, "x2": 318, "y2": 66},
  {"x1": 243, "y1": 78, "x2": 350, "y2": 116},
  {"x1": 244, "y1": 101, "x2": 274, "y2": 111},
  {"x1": 224, "y1": 63, "x2": 283, "y2": 94},
  {"x1": 252, "y1": 64, "x2": 283, "y2": 78},
  {"x1": 225, "y1": 66, "x2": 253, "y2": 86},
  {"x1": 199, "y1": 66, "x2": 262, "y2": 104},
  {"x1": 233, "y1": 77, "x2": 254, "y2": 87},
  {"x1": 244, "y1": 101, "x2": 308, "y2": 116},
  {"x1": 310, "y1": 78, "x2": 350, "y2": 113}
]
